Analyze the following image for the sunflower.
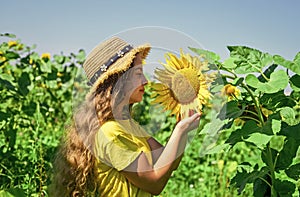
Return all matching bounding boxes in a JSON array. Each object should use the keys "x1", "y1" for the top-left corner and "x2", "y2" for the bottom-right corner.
[
  {"x1": 221, "y1": 84, "x2": 240, "y2": 101},
  {"x1": 41, "y1": 53, "x2": 51, "y2": 60},
  {"x1": 151, "y1": 50, "x2": 215, "y2": 119}
]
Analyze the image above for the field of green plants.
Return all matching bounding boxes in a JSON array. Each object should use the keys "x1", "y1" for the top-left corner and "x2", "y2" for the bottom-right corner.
[{"x1": 1, "y1": 33, "x2": 300, "y2": 196}]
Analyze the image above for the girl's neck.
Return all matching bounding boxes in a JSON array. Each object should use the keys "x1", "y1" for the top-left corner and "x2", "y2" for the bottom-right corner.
[{"x1": 113, "y1": 104, "x2": 131, "y2": 120}]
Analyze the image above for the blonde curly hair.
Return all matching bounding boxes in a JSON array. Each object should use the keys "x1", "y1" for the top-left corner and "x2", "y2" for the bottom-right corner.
[{"x1": 50, "y1": 69, "x2": 133, "y2": 196}]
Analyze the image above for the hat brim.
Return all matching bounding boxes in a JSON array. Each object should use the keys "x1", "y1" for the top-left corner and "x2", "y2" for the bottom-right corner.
[{"x1": 86, "y1": 43, "x2": 151, "y2": 98}]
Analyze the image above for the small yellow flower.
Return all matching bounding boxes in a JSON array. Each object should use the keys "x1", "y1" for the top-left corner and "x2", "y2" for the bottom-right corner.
[
  {"x1": 8, "y1": 40, "x2": 18, "y2": 48},
  {"x1": 41, "y1": 53, "x2": 51, "y2": 60},
  {"x1": 57, "y1": 72, "x2": 63, "y2": 77},
  {"x1": 29, "y1": 58, "x2": 34, "y2": 65},
  {"x1": 217, "y1": 160, "x2": 224, "y2": 171},
  {"x1": 57, "y1": 82, "x2": 62, "y2": 88},
  {"x1": 221, "y1": 84, "x2": 240, "y2": 100},
  {"x1": 0, "y1": 56, "x2": 6, "y2": 62}
]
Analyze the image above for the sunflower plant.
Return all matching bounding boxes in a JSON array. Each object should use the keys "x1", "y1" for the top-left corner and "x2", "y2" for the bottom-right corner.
[
  {"x1": 187, "y1": 46, "x2": 300, "y2": 196},
  {"x1": 150, "y1": 45, "x2": 300, "y2": 196}
]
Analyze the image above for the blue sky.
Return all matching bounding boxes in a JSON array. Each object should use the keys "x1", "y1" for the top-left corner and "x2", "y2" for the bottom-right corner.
[{"x1": 1, "y1": 0, "x2": 300, "y2": 64}]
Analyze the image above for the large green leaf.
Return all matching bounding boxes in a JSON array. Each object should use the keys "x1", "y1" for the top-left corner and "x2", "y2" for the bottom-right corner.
[
  {"x1": 244, "y1": 133, "x2": 272, "y2": 149},
  {"x1": 0, "y1": 33, "x2": 16, "y2": 38},
  {"x1": 290, "y1": 74, "x2": 300, "y2": 92},
  {"x1": 261, "y1": 146, "x2": 278, "y2": 168},
  {"x1": 222, "y1": 57, "x2": 237, "y2": 69},
  {"x1": 231, "y1": 167, "x2": 269, "y2": 195},
  {"x1": 227, "y1": 46, "x2": 273, "y2": 74},
  {"x1": 189, "y1": 47, "x2": 220, "y2": 63},
  {"x1": 258, "y1": 64, "x2": 277, "y2": 83},
  {"x1": 285, "y1": 163, "x2": 300, "y2": 181},
  {"x1": 0, "y1": 188, "x2": 26, "y2": 197},
  {"x1": 270, "y1": 135, "x2": 285, "y2": 152},
  {"x1": 4, "y1": 51, "x2": 20, "y2": 60},
  {"x1": 273, "y1": 52, "x2": 300, "y2": 75},
  {"x1": 279, "y1": 122, "x2": 300, "y2": 139},
  {"x1": 280, "y1": 107, "x2": 299, "y2": 126},
  {"x1": 260, "y1": 91, "x2": 296, "y2": 110},
  {"x1": 274, "y1": 179, "x2": 296, "y2": 197},
  {"x1": 245, "y1": 70, "x2": 289, "y2": 93},
  {"x1": 276, "y1": 123, "x2": 300, "y2": 170},
  {"x1": 17, "y1": 72, "x2": 31, "y2": 96},
  {"x1": 253, "y1": 176, "x2": 270, "y2": 197},
  {"x1": 226, "y1": 120, "x2": 260, "y2": 145},
  {"x1": 218, "y1": 100, "x2": 244, "y2": 120}
]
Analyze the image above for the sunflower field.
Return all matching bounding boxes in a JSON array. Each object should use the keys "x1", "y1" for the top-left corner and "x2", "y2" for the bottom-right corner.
[{"x1": 1, "y1": 33, "x2": 300, "y2": 196}]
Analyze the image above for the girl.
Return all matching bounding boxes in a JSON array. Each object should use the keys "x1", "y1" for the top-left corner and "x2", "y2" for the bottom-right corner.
[{"x1": 51, "y1": 37, "x2": 200, "y2": 196}]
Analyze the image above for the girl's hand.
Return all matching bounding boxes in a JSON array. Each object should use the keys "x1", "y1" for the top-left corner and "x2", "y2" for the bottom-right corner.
[{"x1": 175, "y1": 111, "x2": 201, "y2": 134}]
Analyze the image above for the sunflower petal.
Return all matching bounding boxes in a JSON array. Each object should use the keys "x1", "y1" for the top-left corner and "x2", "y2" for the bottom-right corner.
[
  {"x1": 151, "y1": 83, "x2": 168, "y2": 91},
  {"x1": 166, "y1": 53, "x2": 182, "y2": 70}
]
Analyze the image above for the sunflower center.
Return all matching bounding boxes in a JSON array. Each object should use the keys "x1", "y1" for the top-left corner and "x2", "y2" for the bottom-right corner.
[{"x1": 171, "y1": 68, "x2": 200, "y2": 104}]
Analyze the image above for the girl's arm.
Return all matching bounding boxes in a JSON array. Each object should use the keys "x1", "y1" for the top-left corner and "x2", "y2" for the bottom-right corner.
[{"x1": 121, "y1": 113, "x2": 200, "y2": 195}]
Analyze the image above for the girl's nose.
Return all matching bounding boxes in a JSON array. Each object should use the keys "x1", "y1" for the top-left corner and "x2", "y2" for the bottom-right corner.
[{"x1": 142, "y1": 75, "x2": 148, "y2": 86}]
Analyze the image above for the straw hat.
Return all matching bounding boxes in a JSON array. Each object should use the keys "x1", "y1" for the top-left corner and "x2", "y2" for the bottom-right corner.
[{"x1": 83, "y1": 37, "x2": 151, "y2": 96}]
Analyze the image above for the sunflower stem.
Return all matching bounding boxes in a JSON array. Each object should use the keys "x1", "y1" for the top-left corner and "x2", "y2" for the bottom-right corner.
[
  {"x1": 239, "y1": 116, "x2": 261, "y2": 124},
  {"x1": 243, "y1": 110, "x2": 259, "y2": 118},
  {"x1": 241, "y1": 83, "x2": 265, "y2": 126}
]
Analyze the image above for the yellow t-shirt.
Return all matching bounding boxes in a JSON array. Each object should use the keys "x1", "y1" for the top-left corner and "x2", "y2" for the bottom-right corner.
[{"x1": 94, "y1": 119, "x2": 153, "y2": 197}]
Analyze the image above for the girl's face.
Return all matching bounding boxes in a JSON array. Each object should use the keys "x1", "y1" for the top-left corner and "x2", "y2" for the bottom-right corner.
[{"x1": 126, "y1": 53, "x2": 148, "y2": 104}]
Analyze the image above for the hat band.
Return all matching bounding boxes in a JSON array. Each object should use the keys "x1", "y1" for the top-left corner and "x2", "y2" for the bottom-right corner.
[{"x1": 87, "y1": 44, "x2": 133, "y2": 86}]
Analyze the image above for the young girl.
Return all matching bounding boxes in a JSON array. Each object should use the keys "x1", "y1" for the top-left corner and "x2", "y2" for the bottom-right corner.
[{"x1": 51, "y1": 37, "x2": 200, "y2": 196}]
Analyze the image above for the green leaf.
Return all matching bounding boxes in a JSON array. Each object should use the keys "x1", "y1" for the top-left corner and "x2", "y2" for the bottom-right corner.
[
  {"x1": 0, "y1": 188, "x2": 26, "y2": 197},
  {"x1": 258, "y1": 64, "x2": 277, "y2": 83},
  {"x1": 189, "y1": 47, "x2": 220, "y2": 63},
  {"x1": 245, "y1": 70, "x2": 289, "y2": 93},
  {"x1": 285, "y1": 163, "x2": 300, "y2": 180},
  {"x1": 40, "y1": 61, "x2": 52, "y2": 73},
  {"x1": 201, "y1": 143, "x2": 230, "y2": 155},
  {"x1": 5, "y1": 51, "x2": 20, "y2": 60},
  {"x1": 273, "y1": 53, "x2": 300, "y2": 75},
  {"x1": 0, "y1": 111, "x2": 10, "y2": 121},
  {"x1": 226, "y1": 120, "x2": 260, "y2": 145},
  {"x1": 244, "y1": 133, "x2": 272, "y2": 149},
  {"x1": 53, "y1": 54, "x2": 66, "y2": 64},
  {"x1": 260, "y1": 91, "x2": 296, "y2": 110},
  {"x1": 280, "y1": 107, "x2": 299, "y2": 126},
  {"x1": 290, "y1": 74, "x2": 300, "y2": 92},
  {"x1": 218, "y1": 100, "x2": 244, "y2": 120},
  {"x1": 270, "y1": 135, "x2": 285, "y2": 152},
  {"x1": 0, "y1": 77, "x2": 15, "y2": 91},
  {"x1": 276, "y1": 124, "x2": 300, "y2": 169},
  {"x1": 227, "y1": 46, "x2": 273, "y2": 74},
  {"x1": 253, "y1": 176, "x2": 270, "y2": 197},
  {"x1": 200, "y1": 116, "x2": 228, "y2": 135},
  {"x1": 75, "y1": 49, "x2": 86, "y2": 63},
  {"x1": 231, "y1": 167, "x2": 269, "y2": 195},
  {"x1": 261, "y1": 146, "x2": 278, "y2": 167},
  {"x1": 274, "y1": 179, "x2": 296, "y2": 197},
  {"x1": 0, "y1": 33, "x2": 16, "y2": 38},
  {"x1": 275, "y1": 138, "x2": 299, "y2": 170},
  {"x1": 279, "y1": 122, "x2": 300, "y2": 139},
  {"x1": 271, "y1": 119, "x2": 281, "y2": 134},
  {"x1": 231, "y1": 77, "x2": 244, "y2": 86},
  {"x1": 17, "y1": 72, "x2": 31, "y2": 96},
  {"x1": 222, "y1": 57, "x2": 237, "y2": 69}
]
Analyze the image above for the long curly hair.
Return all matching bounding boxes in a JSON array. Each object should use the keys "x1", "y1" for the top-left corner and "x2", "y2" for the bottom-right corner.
[{"x1": 50, "y1": 66, "x2": 134, "y2": 196}]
